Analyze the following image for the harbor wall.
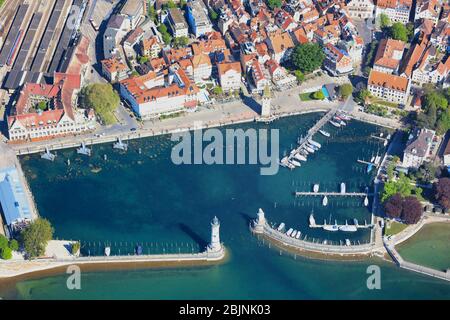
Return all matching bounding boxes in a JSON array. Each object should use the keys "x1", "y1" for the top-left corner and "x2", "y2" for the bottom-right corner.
[{"x1": 251, "y1": 222, "x2": 375, "y2": 256}]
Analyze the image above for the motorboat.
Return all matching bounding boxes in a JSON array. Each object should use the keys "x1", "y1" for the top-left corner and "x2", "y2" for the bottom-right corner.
[
  {"x1": 308, "y1": 139, "x2": 321, "y2": 148},
  {"x1": 295, "y1": 232, "x2": 301, "y2": 239},
  {"x1": 277, "y1": 223, "x2": 285, "y2": 232},
  {"x1": 319, "y1": 130, "x2": 330, "y2": 137},
  {"x1": 290, "y1": 159, "x2": 301, "y2": 167},
  {"x1": 364, "y1": 196, "x2": 369, "y2": 207},
  {"x1": 294, "y1": 153, "x2": 307, "y2": 161},
  {"x1": 286, "y1": 228, "x2": 294, "y2": 236},
  {"x1": 329, "y1": 120, "x2": 341, "y2": 128},
  {"x1": 340, "y1": 182, "x2": 346, "y2": 194},
  {"x1": 291, "y1": 230, "x2": 298, "y2": 238},
  {"x1": 105, "y1": 247, "x2": 111, "y2": 256}
]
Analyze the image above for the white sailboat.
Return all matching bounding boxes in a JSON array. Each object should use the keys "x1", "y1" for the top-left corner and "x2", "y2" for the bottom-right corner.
[
  {"x1": 313, "y1": 184, "x2": 320, "y2": 193},
  {"x1": 305, "y1": 146, "x2": 315, "y2": 153},
  {"x1": 286, "y1": 228, "x2": 294, "y2": 236},
  {"x1": 339, "y1": 220, "x2": 358, "y2": 232},
  {"x1": 340, "y1": 182, "x2": 346, "y2": 194},
  {"x1": 291, "y1": 230, "x2": 298, "y2": 238},
  {"x1": 105, "y1": 247, "x2": 111, "y2": 256},
  {"x1": 295, "y1": 231, "x2": 301, "y2": 239},
  {"x1": 290, "y1": 159, "x2": 301, "y2": 167},
  {"x1": 329, "y1": 120, "x2": 341, "y2": 128},
  {"x1": 322, "y1": 196, "x2": 328, "y2": 206},
  {"x1": 364, "y1": 196, "x2": 369, "y2": 207},
  {"x1": 308, "y1": 139, "x2": 321, "y2": 148},
  {"x1": 277, "y1": 223, "x2": 285, "y2": 232}
]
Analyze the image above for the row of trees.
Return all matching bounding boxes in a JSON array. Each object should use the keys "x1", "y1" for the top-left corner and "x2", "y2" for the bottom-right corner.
[
  {"x1": 415, "y1": 87, "x2": 450, "y2": 134},
  {"x1": 384, "y1": 194, "x2": 423, "y2": 224}
]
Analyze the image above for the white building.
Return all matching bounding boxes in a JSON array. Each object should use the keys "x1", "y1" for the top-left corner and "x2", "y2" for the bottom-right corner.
[
  {"x1": 414, "y1": 0, "x2": 440, "y2": 24},
  {"x1": 119, "y1": 68, "x2": 199, "y2": 119},
  {"x1": 217, "y1": 61, "x2": 242, "y2": 92},
  {"x1": 375, "y1": 0, "x2": 412, "y2": 24},
  {"x1": 403, "y1": 128, "x2": 435, "y2": 168},
  {"x1": 346, "y1": 0, "x2": 375, "y2": 19},
  {"x1": 368, "y1": 70, "x2": 410, "y2": 105},
  {"x1": 120, "y1": 0, "x2": 144, "y2": 29}
]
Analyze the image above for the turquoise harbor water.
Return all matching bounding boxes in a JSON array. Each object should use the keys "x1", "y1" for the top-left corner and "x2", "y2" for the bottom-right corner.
[{"x1": 1, "y1": 113, "x2": 450, "y2": 299}]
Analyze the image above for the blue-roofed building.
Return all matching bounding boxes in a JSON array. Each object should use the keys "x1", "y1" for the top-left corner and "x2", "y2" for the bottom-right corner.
[
  {"x1": 185, "y1": 0, "x2": 213, "y2": 38},
  {"x1": 0, "y1": 167, "x2": 33, "y2": 229}
]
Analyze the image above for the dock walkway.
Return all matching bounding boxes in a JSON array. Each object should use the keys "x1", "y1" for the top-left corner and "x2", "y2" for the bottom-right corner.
[{"x1": 294, "y1": 192, "x2": 370, "y2": 197}]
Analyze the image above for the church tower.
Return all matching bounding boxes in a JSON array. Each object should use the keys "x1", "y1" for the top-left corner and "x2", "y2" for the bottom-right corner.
[
  {"x1": 208, "y1": 216, "x2": 222, "y2": 252},
  {"x1": 261, "y1": 85, "x2": 271, "y2": 118}
]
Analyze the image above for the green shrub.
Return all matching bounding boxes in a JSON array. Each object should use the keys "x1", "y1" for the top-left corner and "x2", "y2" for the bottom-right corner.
[
  {"x1": 9, "y1": 239, "x2": 19, "y2": 251},
  {"x1": 1, "y1": 247, "x2": 12, "y2": 260}
]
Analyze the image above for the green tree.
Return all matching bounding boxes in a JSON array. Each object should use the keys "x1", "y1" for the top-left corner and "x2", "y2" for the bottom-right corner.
[
  {"x1": 1, "y1": 247, "x2": 12, "y2": 260},
  {"x1": 173, "y1": 36, "x2": 189, "y2": 48},
  {"x1": 20, "y1": 218, "x2": 54, "y2": 259},
  {"x1": 179, "y1": 0, "x2": 187, "y2": 8},
  {"x1": 436, "y1": 109, "x2": 450, "y2": 134},
  {"x1": 290, "y1": 43, "x2": 325, "y2": 74},
  {"x1": 166, "y1": 0, "x2": 177, "y2": 9},
  {"x1": 312, "y1": 90, "x2": 325, "y2": 100},
  {"x1": 266, "y1": 0, "x2": 282, "y2": 10},
  {"x1": 148, "y1": 4, "x2": 157, "y2": 23},
  {"x1": 37, "y1": 101, "x2": 47, "y2": 111},
  {"x1": 9, "y1": 239, "x2": 19, "y2": 251},
  {"x1": 381, "y1": 173, "x2": 421, "y2": 203},
  {"x1": 339, "y1": 83, "x2": 353, "y2": 99},
  {"x1": 380, "y1": 13, "x2": 391, "y2": 28},
  {"x1": 358, "y1": 89, "x2": 371, "y2": 103},
  {"x1": 79, "y1": 84, "x2": 120, "y2": 125},
  {"x1": 0, "y1": 235, "x2": 8, "y2": 250},
  {"x1": 208, "y1": 8, "x2": 218, "y2": 21},
  {"x1": 71, "y1": 242, "x2": 80, "y2": 255},
  {"x1": 389, "y1": 23, "x2": 408, "y2": 42},
  {"x1": 138, "y1": 55, "x2": 149, "y2": 64},
  {"x1": 294, "y1": 70, "x2": 304, "y2": 83},
  {"x1": 212, "y1": 86, "x2": 223, "y2": 95}
]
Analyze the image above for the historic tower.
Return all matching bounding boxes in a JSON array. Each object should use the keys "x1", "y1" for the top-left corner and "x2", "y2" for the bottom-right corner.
[
  {"x1": 261, "y1": 85, "x2": 272, "y2": 117},
  {"x1": 208, "y1": 216, "x2": 222, "y2": 252},
  {"x1": 254, "y1": 208, "x2": 266, "y2": 233}
]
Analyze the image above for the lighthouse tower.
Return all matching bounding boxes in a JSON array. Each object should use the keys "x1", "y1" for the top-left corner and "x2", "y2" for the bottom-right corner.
[
  {"x1": 208, "y1": 216, "x2": 222, "y2": 253},
  {"x1": 254, "y1": 208, "x2": 266, "y2": 233},
  {"x1": 261, "y1": 85, "x2": 271, "y2": 118}
]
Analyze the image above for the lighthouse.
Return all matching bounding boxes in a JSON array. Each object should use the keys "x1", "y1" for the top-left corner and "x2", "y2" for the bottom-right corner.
[
  {"x1": 253, "y1": 208, "x2": 266, "y2": 233},
  {"x1": 208, "y1": 216, "x2": 222, "y2": 253},
  {"x1": 260, "y1": 85, "x2": 271, "y2": 118}
]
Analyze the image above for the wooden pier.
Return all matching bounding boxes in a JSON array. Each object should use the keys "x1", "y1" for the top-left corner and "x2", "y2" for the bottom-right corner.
[
  {"x1": 294, "y1": 191, "x2": 371, "y2": 197},
  {"x1": 286, "y1": 108, "x2": 337, "y2": 163}
]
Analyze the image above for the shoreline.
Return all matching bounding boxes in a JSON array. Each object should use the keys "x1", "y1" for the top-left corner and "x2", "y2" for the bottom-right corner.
[
  {"x1": 0, "y1": 248, "x2": 229, "y2": 281},
  {"x1": 10, "y1": 104, "x2": 398, "y2": 156}
]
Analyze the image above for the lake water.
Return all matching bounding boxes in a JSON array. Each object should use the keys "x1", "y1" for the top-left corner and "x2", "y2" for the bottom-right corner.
[{"x1": 1, "y1": 113, "x2": 449, "y2": 299}]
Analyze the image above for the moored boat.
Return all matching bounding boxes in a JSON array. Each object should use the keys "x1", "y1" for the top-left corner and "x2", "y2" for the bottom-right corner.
[
  {"x1": 329, "y1": 120, "x2": 341, "y2": 128},
  {"x1": 277, "y1": 222, "x2": 285, "y2": 232},
  {"x1": 319, "y1": 130, "x2": 330, "y2": 137},
  {"x1": 294, "y1": 153, "x2": 307, "y2": 161},
  {"x1": 313, "y1": 184, "x2": 320, "y2": 193},
  {"x1": 290, "y1": 159, "x2": 301, "y2": 167},
  {"x1": 322, "y1": 196, "x2": 328, "y2": 206},
  {"x1": 339, "y1": 221, "x2": 358, "y2": 232},
  {"x1": 286, "y1": 228, "x2": 294, "y2": 236}
]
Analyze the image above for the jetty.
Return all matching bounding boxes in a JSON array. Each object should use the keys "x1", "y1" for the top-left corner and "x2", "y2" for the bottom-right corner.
[
  {"x1": 309, "y1": 213, "x2": 373, "y2": 230},
  {"x1": 77, "y1": 142, "x2": 91, "y2": 156},
  {"x1": 384, "y1": 240, "x2": 450, "y2": 282},
  {"x1": 295, "y1": 109, "x2": 336, "y2": 151},
  {"x1": 295, "y1": 191, "x2": 370, "y2": 197},
  {"x1": 251, "y1": 209, "x2": 376, "y2": 256},
  {"x1": 113, "y1": 137, "x2": 128, "y2": 151},
  {"x1": 41, "y1": 147, "x2": 56, "y2": 161}
]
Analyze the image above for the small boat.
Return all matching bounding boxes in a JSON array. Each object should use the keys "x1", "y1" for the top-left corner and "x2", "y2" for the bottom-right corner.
[
  {"x1": 333, "y1": 115, "x2": 343, "y2": 121},
  {"x1": 339, "y1": 113, "x2": 351, "y2": 121},
  {"x1": 313, "y1": 184, "x2": 320, "y2": 193},
  {"x1": 345, "y1": 239, "x2": 351, "y2": 246},
  {"x1": 136, "y1": 245, "x2": 143, "y2": 255},
  {"x1": 309, "y1": 213, "x2": 316, "y2": 227},
  {"x1": 340, "y1": 182, "x2": 346, "y2": 194},
  {"x1": 367, "y1": 163, "x2": 374, "y2": 173},
  {"x1": 319, "y1": 130, "x2": 330, "y2": 137},
  {"x1": 374, "y1": 155, "x2": 381, "y2": 165},
  {"x1": 370, "y1": 156, "x2": 375, "y2": 162},
  {"x1": 286, "y1": 228, "x2": 294, "y2": 236},
  {"x1": 290, "y1": 159, "x2": 301, "y2": 167},
  {"x1": 294, "y1": 153, "x2": 307, "y2": 161},
  {"x1": 305, "y1": 146, "x2": 315, "y2": 153},
  {"x1": 329, "y1": 120, "x2": 341, "y2": 128},
  {"x1": 105, "y1": 247, "x2": 111, "y2": 256},
  {"x1": 322, "y1": 196, "x2": 328, "y2": 206},
  {"x1": 384, "y1": 140, "x2": 388, "y2": 147},
  {"x1": 323, "y1": 240, "x2": 328, "y2": 245},
  {"x1": 300, "y1": 148, "x2": 309, "y2": 155},
  {"x1": 308, "y1": 139, "x2": 321, "y2": 148},
  {"x1": 340, "y1": 120, "x2": 347, "y2": 126},
  {"x1": 291, "y1": 230, "x2": 298, "y2": 238},
  {"x1": 277, "y1": 222, "x2": 285, "y2": 232},
  {"x1": 323, "y1": 224, "x2": 339, "y2": 232},
  {"x1": 280, "y1": 157, "x2": 290, "y2": 167},
  {"x1": 339, "y1": 221, "x2": 358, "y2": 232},
  {"x1": 364, "y1": 196, "x2": 369, "y2": 207},
  {"x1": 295, "y1": 232, "x2": 301, "y2": 239}
]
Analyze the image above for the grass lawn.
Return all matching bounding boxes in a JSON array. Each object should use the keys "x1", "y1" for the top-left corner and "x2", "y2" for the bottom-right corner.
[
  {"x1": 370, "y1": 98, "x2": 399, "y2": 108},
  {"x1": 299, "y1": 92, "x2": 313, "y2": 101},
  {"x1": 385, "y1": 221, "x2": 408, "y2": 236},
  {"x1": 98, "y1": 111, "x2": 117, "y2": 125}
]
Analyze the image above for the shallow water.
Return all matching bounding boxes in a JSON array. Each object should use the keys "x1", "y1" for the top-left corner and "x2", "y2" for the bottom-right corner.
[{"x1": 2, "y1": 113, "x2": 450, "y2": 299}]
